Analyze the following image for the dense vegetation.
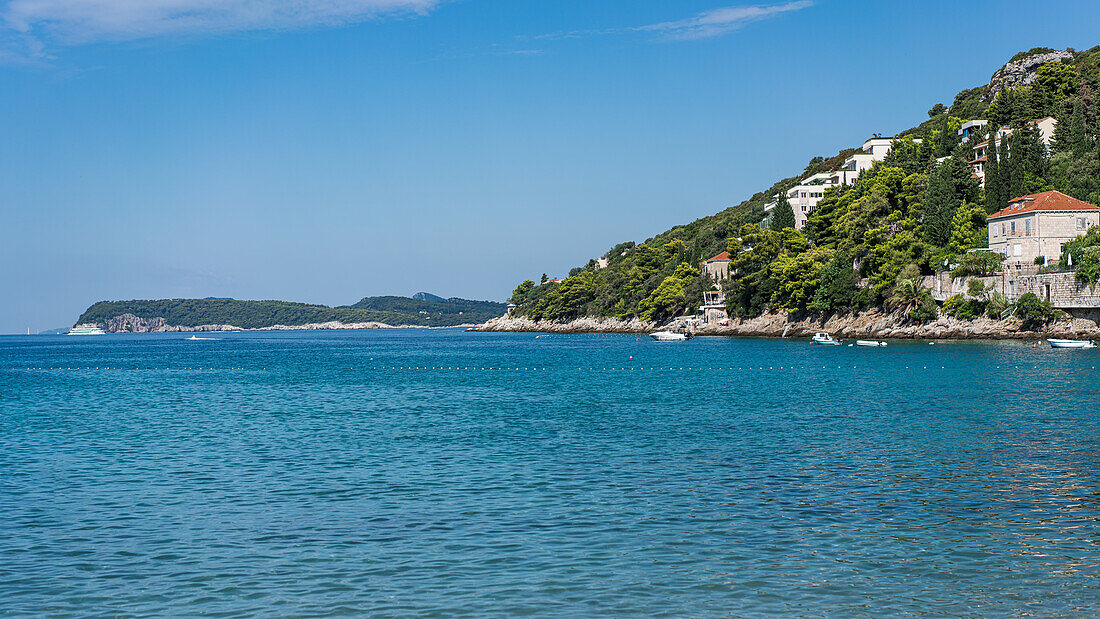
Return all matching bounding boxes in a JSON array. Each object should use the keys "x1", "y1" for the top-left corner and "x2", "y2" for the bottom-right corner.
[
  {"x1": 345, "y1": 295, "x2": 506, "y2": 322},
  {"x1": 510, "y1": 46, "x2": 1100, "y2": 324},
  {"x1": 78, "y1": 295, "x2": 506, "y2": 329}
]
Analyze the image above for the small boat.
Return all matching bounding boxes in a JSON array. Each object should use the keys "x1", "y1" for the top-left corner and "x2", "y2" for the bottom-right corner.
[
  {"x1": 856, "y1": 340, "x2": 888, "y2": 347},
  {"x1": 811, "y1": 332, "x2": 841, "y2": 346},
  {"x1": 187, "y1": 335, "x2": 219, "y2": 341},
  {"x1": 650, "y1": 331, "x2": 692, "y2": 341},
  {"x1": 1047, "y1": 339, "x2": 1096, "y2": 349},
  {"x1": 68, "y1": 324, "x2": 105, "y2": 336}
]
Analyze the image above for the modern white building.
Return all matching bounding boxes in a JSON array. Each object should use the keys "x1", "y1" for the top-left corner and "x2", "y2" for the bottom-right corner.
[
  {"x1": 958, "y1": 119, "x2": 989, "y2": 143},
  {"x1": 765, "y1": 137, "x2": 914, "y2": 230}
]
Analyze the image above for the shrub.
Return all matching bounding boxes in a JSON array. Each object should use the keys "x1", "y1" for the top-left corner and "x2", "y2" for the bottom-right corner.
[
  {"x1": 987, "y1": 292, "x2": 1010, "y2": 319},
  {"x1": 1014, "y1": 293, "x2": 1060, "y2": 327},
  {"x1": 942, "y1": 293, "x2": 986, "y2": 320}
]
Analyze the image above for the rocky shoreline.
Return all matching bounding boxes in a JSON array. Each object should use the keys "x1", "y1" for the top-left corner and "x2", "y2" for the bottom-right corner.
[
  {"x1": 478, "y1": 309, "x2": 1100, "y2": 340},
  {"x1": 97, "y1": 313, "x2": 478, "y2": 333}
]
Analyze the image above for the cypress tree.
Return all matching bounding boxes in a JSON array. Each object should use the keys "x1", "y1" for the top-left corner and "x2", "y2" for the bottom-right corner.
[
  {"x1": 996, "y1": 131, "x2": 1014, "y2": 205},
  {"x1": 923, "y1": 162, "x2": 959, "y2": 247},
  {"x1": 1070, "y1": 98, "x2": 1088, "y2": 155},
  {"x1": 983, "y1": 129, "x2": 1000, "y2": 213},
  {"x1": 771, "y1": 194, "x2": 796, "y2": 231}
]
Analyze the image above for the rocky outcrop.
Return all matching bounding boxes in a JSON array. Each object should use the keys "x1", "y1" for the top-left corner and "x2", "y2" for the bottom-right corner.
[
  {"x1": 97, "y1": 313, "x2": 397, "y2": 333},
  {"x1": 101, "y1": 314, "x2": 242, "y2": 333},
  {"x1": 479, "y1": 315, "x2": 654, "y2": 334},
  {"x1": 983, "y1": 49, "x2": 1074, "y2": 102},
  {"x1": 479, "y1": 309, "x2": 1100, "y2": 340}
]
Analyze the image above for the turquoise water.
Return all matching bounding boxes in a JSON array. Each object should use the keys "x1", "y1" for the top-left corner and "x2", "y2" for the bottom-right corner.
[{"x1": 3, "y1": 330, "x2": 1100, "y2": 616}]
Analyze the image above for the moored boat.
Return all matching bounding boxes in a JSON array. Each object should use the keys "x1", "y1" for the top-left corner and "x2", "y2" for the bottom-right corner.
[
  {"x1": 1047, "y1": 338, "x2": 1096, "y2": 349},
  {"x1": 811, "y1": 332, "x2": 841, "y2": 345},
  {"x1": 650, "y1": 331, "x2": 692, "y2": 341},
  {"x1": 856, "y1": 340, "x2": 888, "y2": 347}
]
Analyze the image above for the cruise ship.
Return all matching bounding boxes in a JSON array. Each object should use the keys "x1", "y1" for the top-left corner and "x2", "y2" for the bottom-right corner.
[{"x1": 68, "y1": 324, "x2": 106, "y2": 336}]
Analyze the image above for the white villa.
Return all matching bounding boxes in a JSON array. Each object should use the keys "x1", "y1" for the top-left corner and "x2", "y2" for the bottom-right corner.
[
  {"x1": 988, "y1": 190, "x2": 1098, "y2": 270},
  {"x1": 957, "y1": 119, "x2": 989, "y2": 143},
  {"x1": 764, "y1": 137, "x2": 916, "y2": 230}
]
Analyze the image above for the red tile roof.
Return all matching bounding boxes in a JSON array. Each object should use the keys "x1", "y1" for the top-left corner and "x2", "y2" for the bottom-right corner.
[
  {"x1": 705, "y1": 251, "x2": 731, "y2": 262},
  {"x1": 989, "y1": 191, "x2": 1098, "y2": 220}
]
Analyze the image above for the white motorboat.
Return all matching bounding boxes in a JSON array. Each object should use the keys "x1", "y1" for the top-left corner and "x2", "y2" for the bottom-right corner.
[
  {"x1": 856, "y1": 340, "x2": 888, "y2": 347},
  {"x1": 650, "y1": 331, "x2": 692, "y2": 341},
  {"x1": 1047, "y1": 338, "x2": 1096, "y2": 349},
  {"x1": 68, "y1": 324, "x2": 105, "y2": 336},
  {"x1": 811, "y1": 332, "x2": 841, "y2": 346}
]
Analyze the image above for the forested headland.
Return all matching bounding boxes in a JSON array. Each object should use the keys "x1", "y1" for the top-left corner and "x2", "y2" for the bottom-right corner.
[
  {"x1": 77, "y1": 295, "x2": 507, "y2": 330},
  {"x1": 508, "y1": 47, "x2": 1100, "y2": 327}
]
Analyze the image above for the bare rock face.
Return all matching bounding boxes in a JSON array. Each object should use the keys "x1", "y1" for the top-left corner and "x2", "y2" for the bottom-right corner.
[
  {"x1": 101, "y1": 314, "x2": 242, "y2": 333},
  {"x1": 983, "y1": 50, "x2": 1073, "y2": 102},
  {"x1": 478, "y1": 315, "x2": 653, "y2": 333}
]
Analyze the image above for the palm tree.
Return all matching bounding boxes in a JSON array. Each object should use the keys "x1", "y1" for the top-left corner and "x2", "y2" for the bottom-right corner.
[{"x1": 888, "y1": 277, "x2": 924, "y2": 316}]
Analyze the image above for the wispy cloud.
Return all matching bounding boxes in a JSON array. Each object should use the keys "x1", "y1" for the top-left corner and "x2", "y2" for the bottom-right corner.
[
  {"x1": 1, "y1": 0, "x2": 440, "y2": 59},
  {"x1": 531, "y1": 1, "x2": 813, "y2": 43},
  {"x1": 639, "y1": 1, "x2": 812, "y2": 40}
]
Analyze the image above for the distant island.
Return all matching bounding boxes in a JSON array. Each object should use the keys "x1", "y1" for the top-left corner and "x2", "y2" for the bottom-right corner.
[{"x1": 76, "y1": 294, "x2": 507, "y2": 333}]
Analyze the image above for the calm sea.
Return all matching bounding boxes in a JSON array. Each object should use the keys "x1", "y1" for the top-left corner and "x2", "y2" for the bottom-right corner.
[{"x1": 3, "y1": 330, "x2": 1100, "y2": 616}]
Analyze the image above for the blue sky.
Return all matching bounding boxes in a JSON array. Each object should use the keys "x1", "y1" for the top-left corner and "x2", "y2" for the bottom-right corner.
[{"x1": 2, "y1": 0, "x2": 1100, "y2": 332}]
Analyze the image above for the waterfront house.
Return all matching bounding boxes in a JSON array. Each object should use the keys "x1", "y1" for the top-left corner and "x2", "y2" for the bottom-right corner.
[
  {"x1": 699, "y1": 290, "x2": 729, "y2": 325},
  {"x1": 700, "y1": 252, "x2": 731, "y2": 282},
  {"x1": 988, "y1": 191, "x2": 1098, "y2": 270}
]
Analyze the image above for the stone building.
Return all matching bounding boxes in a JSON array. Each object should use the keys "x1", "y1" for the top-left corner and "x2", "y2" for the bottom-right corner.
[
  {"x1": 987, "y1": 190, "x2": 1098, "y2": 268},
  {"x1": 700, "y1": 252, "x2": 731, "y2": 282}
]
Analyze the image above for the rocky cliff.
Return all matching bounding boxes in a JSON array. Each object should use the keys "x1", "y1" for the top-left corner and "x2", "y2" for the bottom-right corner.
[
  {"x1": 98, "y1": 313, "x2": 397, "y2": 333},
  {"x1": 983, "y1": 49, "x2": 1074, "y2": 101}
]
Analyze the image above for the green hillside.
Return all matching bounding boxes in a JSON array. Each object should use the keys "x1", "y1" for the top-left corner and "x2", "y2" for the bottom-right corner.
[
  {"x1": 343, "y1": 295, "x2": 507, "y2": 323},
  {"x1": 509, "y1": 46, "x2": 1100, "y2": 324},
  {"x1": 77, "y1": 295, "x2": 505, "y2": 329}
]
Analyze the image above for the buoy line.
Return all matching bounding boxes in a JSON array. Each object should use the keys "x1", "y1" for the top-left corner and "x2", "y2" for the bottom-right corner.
[{"x1": 5, "y1": 362, "x2": 1096, "y2": 374}]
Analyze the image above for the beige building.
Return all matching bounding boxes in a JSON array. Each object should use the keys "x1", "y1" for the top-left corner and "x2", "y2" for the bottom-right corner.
[
  {"x1": 988, "y1": 191, "x2": 1098, "y2": 268},
  {"x1": 700, "y1": 252, "x2": 731, "y2": 281}
]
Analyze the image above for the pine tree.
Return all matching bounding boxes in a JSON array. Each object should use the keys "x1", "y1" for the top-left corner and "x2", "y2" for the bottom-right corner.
[{"x1": 771, "y1": 195, "x2": 796, "y2": 231}]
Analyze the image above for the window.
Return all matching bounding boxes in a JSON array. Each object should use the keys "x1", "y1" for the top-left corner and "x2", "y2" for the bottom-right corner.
[
  {"x1": 1001, "y1": 223, "x2": 1006, "y2": 236},
  {"x1": 1013, "y1": 244, "x2": 1022, "y2": 256},
  {"x1": 1079, "y1": 217, "x2": 1088, "y2": 231},
  {"x1": 1025, "y1": 219, "x2": 1031, "y2": 236},
  {"x1": 1011, "y1": 221, "x2": 1016, "y2": 234}
]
